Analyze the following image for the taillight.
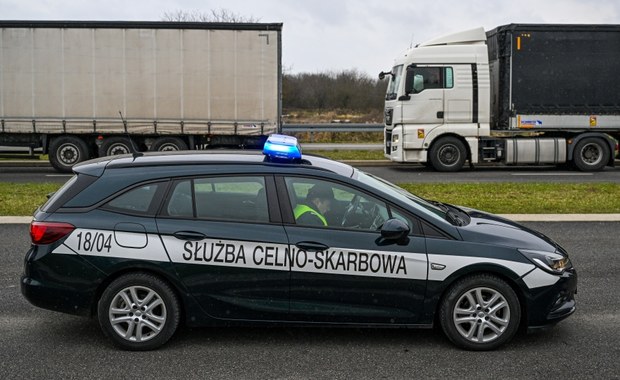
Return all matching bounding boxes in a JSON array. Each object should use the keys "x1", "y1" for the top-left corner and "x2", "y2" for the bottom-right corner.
[{"x1": 30, "y1": 221, "x2": 75, "y2": 244}]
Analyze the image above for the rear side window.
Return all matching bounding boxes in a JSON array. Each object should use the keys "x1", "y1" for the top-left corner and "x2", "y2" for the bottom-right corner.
[
  {"x1": 102, "y1": 182, "x2": 163, "y2": 215},
  {"x1": 42, "y1": 174, "x2": 98, "y2": 213},
  {"x1": 163, "y1": 176, "x2": 269, "y2": 223}
]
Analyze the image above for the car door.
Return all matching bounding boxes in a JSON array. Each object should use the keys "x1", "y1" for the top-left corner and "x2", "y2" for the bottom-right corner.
[
  {"x1": 278, "y1": 176, "x2": 428, "y2": 324},
  {"x1": 401, "y1": 66, "x2": 445, "y2": 125},
  {"x1": 156, "y1": 174, "x2": 291, "y2": 321}
]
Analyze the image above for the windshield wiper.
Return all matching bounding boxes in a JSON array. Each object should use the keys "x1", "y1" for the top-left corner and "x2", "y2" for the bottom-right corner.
[{"x1": 427, "y1": 200, "x2": 466, "y2": 226}]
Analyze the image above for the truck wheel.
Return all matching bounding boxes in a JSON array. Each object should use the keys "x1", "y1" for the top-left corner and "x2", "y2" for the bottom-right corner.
[
  {"x1": 151, "y1": 137, "x2": 188, "y2": 152},
  {"x1": 429, "y1": 137, "x2": 466, "y2": 172},
  {"x1": 49, "y1": 136, "x2": 90, "y2": 173},
  {"x1": 98, "y1": 273, "x2": 180, "y2": 351},
  {"x1": 439, "y1": 274, "x2": 521, "y2": 351},
  {"x1": 573, "y1": 137, "x2": 609, "y2": 171},
  {"x1": 100, "y1": 137, "x2": 134, "y2": 157}
]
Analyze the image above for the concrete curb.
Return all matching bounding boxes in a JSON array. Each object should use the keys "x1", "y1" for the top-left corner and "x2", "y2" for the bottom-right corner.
[{"x1": 3, "y1": 214, "x2": 620, "y2": 224}]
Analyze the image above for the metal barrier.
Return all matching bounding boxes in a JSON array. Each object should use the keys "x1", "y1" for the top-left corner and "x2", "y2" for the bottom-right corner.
[{"x1": 281, "y1": 123, "x2": 384, "y2": 133}]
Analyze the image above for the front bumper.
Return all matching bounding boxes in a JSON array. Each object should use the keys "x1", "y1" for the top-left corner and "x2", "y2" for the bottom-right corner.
[{"x1": 525, "y1": 267, "x2": 577, "y2": 328}]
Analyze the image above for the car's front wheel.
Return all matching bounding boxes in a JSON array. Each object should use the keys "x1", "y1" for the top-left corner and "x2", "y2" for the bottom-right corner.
[
  {"x1": 439, "y1": 274, "x2": 521, "y2": 350},
  {"x1": 97, "y1": 273, "x2": 180, "y2": 351}
]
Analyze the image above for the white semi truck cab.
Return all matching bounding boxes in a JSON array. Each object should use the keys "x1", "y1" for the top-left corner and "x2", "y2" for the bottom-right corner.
[{"x1": 382, "y1": 24, "x2": 620, "y2": 172}]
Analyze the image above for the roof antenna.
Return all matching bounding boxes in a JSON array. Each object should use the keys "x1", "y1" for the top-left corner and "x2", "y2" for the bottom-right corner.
[
  {"x1": 409, "y1": 33, "x2": 415, "y2": 48},
  {"x1": 119, "y1": 111, "x2": 143, "y2": 160}
]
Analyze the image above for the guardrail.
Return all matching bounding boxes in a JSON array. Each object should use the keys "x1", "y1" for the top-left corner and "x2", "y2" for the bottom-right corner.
[{"x1": 282, "y1": 123, "x2": 384, "y2": 133}]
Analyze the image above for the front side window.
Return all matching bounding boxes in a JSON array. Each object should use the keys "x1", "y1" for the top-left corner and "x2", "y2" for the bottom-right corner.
[
  {"x1": 164, "y1": 176, "x2": 269, "y2": 223},
  {"x1": 285, "y1": 177, "x2": 389, "y2": 231},
  {"x1": 407, "y1": 66, "x2": 453, "y2": 93}
]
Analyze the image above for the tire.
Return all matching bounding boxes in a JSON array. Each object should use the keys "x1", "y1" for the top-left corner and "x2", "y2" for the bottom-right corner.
[
  {"x1": 48, "y1": 136, "x2": 90, "y2": 173},
  {"x1": 429, "y1": 136, "x2": 467, "y2": 172},
  {"x1": 97, "y1": 273, "x2": 180, "y2": 351},
  {"x1": 439, "y1": 274, "x2": 521, "y2": 351},
  {"x1": 572, "y1": 137, "x2": 609, "y2": 172},
  {"x1": 100, "y1": 137, "x2": 134, "y2": 157},
  {"x1": 151, "y1": 137, "x2": 188, "y2": 152}
]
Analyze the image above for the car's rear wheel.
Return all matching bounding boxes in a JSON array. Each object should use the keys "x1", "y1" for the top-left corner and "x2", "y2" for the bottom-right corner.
[
  {"x1": 98, "y1": 273, "x2": 180, "y2": 351},
  {"x1": 439, "y1": 274, "x2": 521, "y2": 350}
]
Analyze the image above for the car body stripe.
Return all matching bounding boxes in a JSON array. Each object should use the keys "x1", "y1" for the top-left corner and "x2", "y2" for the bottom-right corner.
[
  {"x1": 427, "y1": 254, "x2": 534, "y2": 282},
  {"x1": 521, "y1": 268, "x2": 561, "y2": 288}
]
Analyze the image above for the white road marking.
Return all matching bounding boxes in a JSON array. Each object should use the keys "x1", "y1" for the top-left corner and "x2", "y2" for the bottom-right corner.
[
  {"x1": 510, "y1": 173, "x2": 594, "y2": 176},
  {"x1": 45, "y1": 174, "x2": 72, "y2": 177}
]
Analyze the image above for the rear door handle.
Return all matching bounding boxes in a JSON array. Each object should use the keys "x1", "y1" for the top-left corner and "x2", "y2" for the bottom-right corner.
[
  {"x1": 295, "y1": 241, "x2": 329, "y2": 252},
  {"x1": 173, "y1": 231, "x2": 206, "y2": 241}
]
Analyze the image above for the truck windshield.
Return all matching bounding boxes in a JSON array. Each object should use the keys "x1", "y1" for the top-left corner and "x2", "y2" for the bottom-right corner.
[{"x1": 385, "y1": 65, "x2": 403, "y2": 100}]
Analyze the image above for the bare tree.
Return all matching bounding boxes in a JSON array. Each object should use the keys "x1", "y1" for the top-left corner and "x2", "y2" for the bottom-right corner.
[{"x1": 162, "y1": 9, "x2": 260, "y2": 23}]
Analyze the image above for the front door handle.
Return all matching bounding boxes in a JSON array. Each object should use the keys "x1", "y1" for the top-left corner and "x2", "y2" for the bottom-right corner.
[
  {"x1": 295, "y1": 241, "x2": 329, "y2": 252},
  {"x1": 173, "y1": 231, "x2": 206, "y2": 241}
]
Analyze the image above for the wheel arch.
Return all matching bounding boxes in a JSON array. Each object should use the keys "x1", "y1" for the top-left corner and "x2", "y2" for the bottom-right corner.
[
  {"x1": 430, "y1": 264, "x2": 529, "y2": 331},
  {"x1": 568, "y1": 132, "x2": 616, "y2": 167},
  {"x1": 90, "y1": 264, "x2": 189, "y2": 322},
  {"x1": 426, "y1": 133, "x2": 472, "y2": 163}
]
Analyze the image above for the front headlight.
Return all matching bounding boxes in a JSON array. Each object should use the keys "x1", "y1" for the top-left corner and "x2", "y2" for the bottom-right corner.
[
  {"x1": 392, "y1": 133, "x2": 400, "y2": 144},
  {"x1": 518, "y1": 249, "x2": 572, "y2": 274}
]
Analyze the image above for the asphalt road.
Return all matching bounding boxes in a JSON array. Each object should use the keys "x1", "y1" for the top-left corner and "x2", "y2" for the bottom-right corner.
[
  {"x1": 1, "y1": 222, "x2": 618, "y2": 379},
  {"x1": 2, "y1": 164, "x2": 620, "y2": 184}
]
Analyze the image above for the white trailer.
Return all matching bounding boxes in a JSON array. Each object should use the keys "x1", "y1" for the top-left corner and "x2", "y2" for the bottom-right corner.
[{"x1": 0, "y1": 21, "x2": 282, "y2": 171}]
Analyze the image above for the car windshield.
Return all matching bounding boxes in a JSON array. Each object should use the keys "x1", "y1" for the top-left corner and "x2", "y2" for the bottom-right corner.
[
  {"x1": 385, "y1": 65, "x2": 403, "y2": 100},
  {"x1": 354, "y1": 170, "x2": 447, "y2": 222}
]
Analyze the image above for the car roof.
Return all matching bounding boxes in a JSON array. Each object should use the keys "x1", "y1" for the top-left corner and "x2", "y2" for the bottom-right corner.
[{"x1": 73, "y1": 150, "x2": 356, "y2": 178}]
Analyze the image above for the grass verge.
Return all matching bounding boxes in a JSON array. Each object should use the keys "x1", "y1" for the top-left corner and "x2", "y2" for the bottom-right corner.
[
  {"x1": 399, "y1": 183, "x2": 620, "y2": 214},
  {"x1": 2, "y1": 182, "x2": 620, "y2": 216}
]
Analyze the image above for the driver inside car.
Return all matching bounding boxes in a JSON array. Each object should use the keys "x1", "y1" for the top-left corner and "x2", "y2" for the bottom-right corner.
[{"x1": 293, "y1": 184, "x2": 334, "y2": 226}]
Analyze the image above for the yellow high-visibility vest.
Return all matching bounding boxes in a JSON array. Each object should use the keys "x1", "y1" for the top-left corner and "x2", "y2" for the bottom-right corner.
[{"x1": 293, "y1": 204, "x2": 327, "y2": 226}]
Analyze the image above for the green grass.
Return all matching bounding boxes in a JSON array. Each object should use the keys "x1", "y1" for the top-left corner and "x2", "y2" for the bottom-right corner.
[
  {"x1": 0, "y1": 183, "x2": 62, "y2": 216},
  {"x1": 2, "y1": 182, "x2": 620, "y2": 216},
  {"x1": 398, "y1": 183, "x2": 620, "y2": 214}
]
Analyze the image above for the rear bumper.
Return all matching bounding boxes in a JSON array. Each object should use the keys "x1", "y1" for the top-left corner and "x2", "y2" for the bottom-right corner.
[{"x1": 21, "y1": 245, "x2": 103, "y2": 317}]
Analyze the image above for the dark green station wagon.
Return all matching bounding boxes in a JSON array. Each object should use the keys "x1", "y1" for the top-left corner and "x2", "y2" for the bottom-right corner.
[{"x1": 22, "y1": 135, "x2": 577, "y2": 350}]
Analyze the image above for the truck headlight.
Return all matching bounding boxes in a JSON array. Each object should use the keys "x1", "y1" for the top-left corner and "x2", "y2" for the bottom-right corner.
[
  {"x1": 518, "y1": 249, "x2": 572, "y2": 274},
  {"x1": 392, "y1": 134, "x2": 400, "y2": 144}
]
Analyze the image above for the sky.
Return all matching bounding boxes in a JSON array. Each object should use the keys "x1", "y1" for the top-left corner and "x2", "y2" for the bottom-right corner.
[{"x1": 1, "y1": 0, "x2": 619, "y2": 77}]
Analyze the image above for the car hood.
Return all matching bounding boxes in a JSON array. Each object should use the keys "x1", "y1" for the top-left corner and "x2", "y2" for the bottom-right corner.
[{"x1": 456, "y1": 207, "x2": 563, "y2": 253}]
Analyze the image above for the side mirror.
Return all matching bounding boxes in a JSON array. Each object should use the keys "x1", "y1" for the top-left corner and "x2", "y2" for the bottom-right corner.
[{"x1": 380, "y1": 219, "x2": 410, "y2": 241}]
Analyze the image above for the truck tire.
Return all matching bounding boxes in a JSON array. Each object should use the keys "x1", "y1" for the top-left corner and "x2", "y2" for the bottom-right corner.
[
  {"x1": 100, "y1": 137, "x2": 134, "y2": 157},
  {"x1": 572, "y1": 137, "x2": 609, "y2": 172},
  {"x1": 151, "y1": 137, "x2": 188, "y2": 152},
  {"x1": 429, "y1": 136, "x2": 467, "y2": 172},
  {"x1": 49, "y1": 136, "x2": 90, "y2": 173}
]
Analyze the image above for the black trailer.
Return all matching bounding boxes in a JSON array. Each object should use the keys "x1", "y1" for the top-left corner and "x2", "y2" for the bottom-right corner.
[{"x1": 487, "y1": 24, "x2": 620, "y2": 131}]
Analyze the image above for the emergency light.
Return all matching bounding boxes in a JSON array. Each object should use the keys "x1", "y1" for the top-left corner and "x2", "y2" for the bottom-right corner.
[{"x1": 262, "y1": 134, "x2": 302, "y2": 161}]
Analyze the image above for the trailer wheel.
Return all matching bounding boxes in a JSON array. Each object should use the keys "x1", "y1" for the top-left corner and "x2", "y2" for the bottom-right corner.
[
  {"x1": 49, "y1": 136, "x2": 90, "y2": 173},
  {"x1": 573, "y1": 137, "x2": 609, "y2": 172},
  {"x1": 151, "y1": 137, "x2": 188, "y2": 152},
  {"x1": 429, "y1": 136, "x2": 467, "y2": 172},
  {"x1": 100, "y1": 137, "x2": 134, "y2": 157}
]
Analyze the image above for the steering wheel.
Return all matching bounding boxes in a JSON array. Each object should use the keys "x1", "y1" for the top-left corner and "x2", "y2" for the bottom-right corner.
[
  {"x1": 367, "y1": 204, "x2": 382, "y2": 230},
  {"x1": 341, "y1": 195, "x2": 360, "y2": 226}
]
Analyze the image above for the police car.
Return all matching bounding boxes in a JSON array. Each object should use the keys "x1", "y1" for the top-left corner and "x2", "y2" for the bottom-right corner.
[{"x1": 22, "y1": 135, "x2": 577, "y2": 351}]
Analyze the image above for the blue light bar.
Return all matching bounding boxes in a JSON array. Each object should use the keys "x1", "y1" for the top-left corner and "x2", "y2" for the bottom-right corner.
[{"x1": 263, "y1": 134, "x2": 302, "y2": 160}]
